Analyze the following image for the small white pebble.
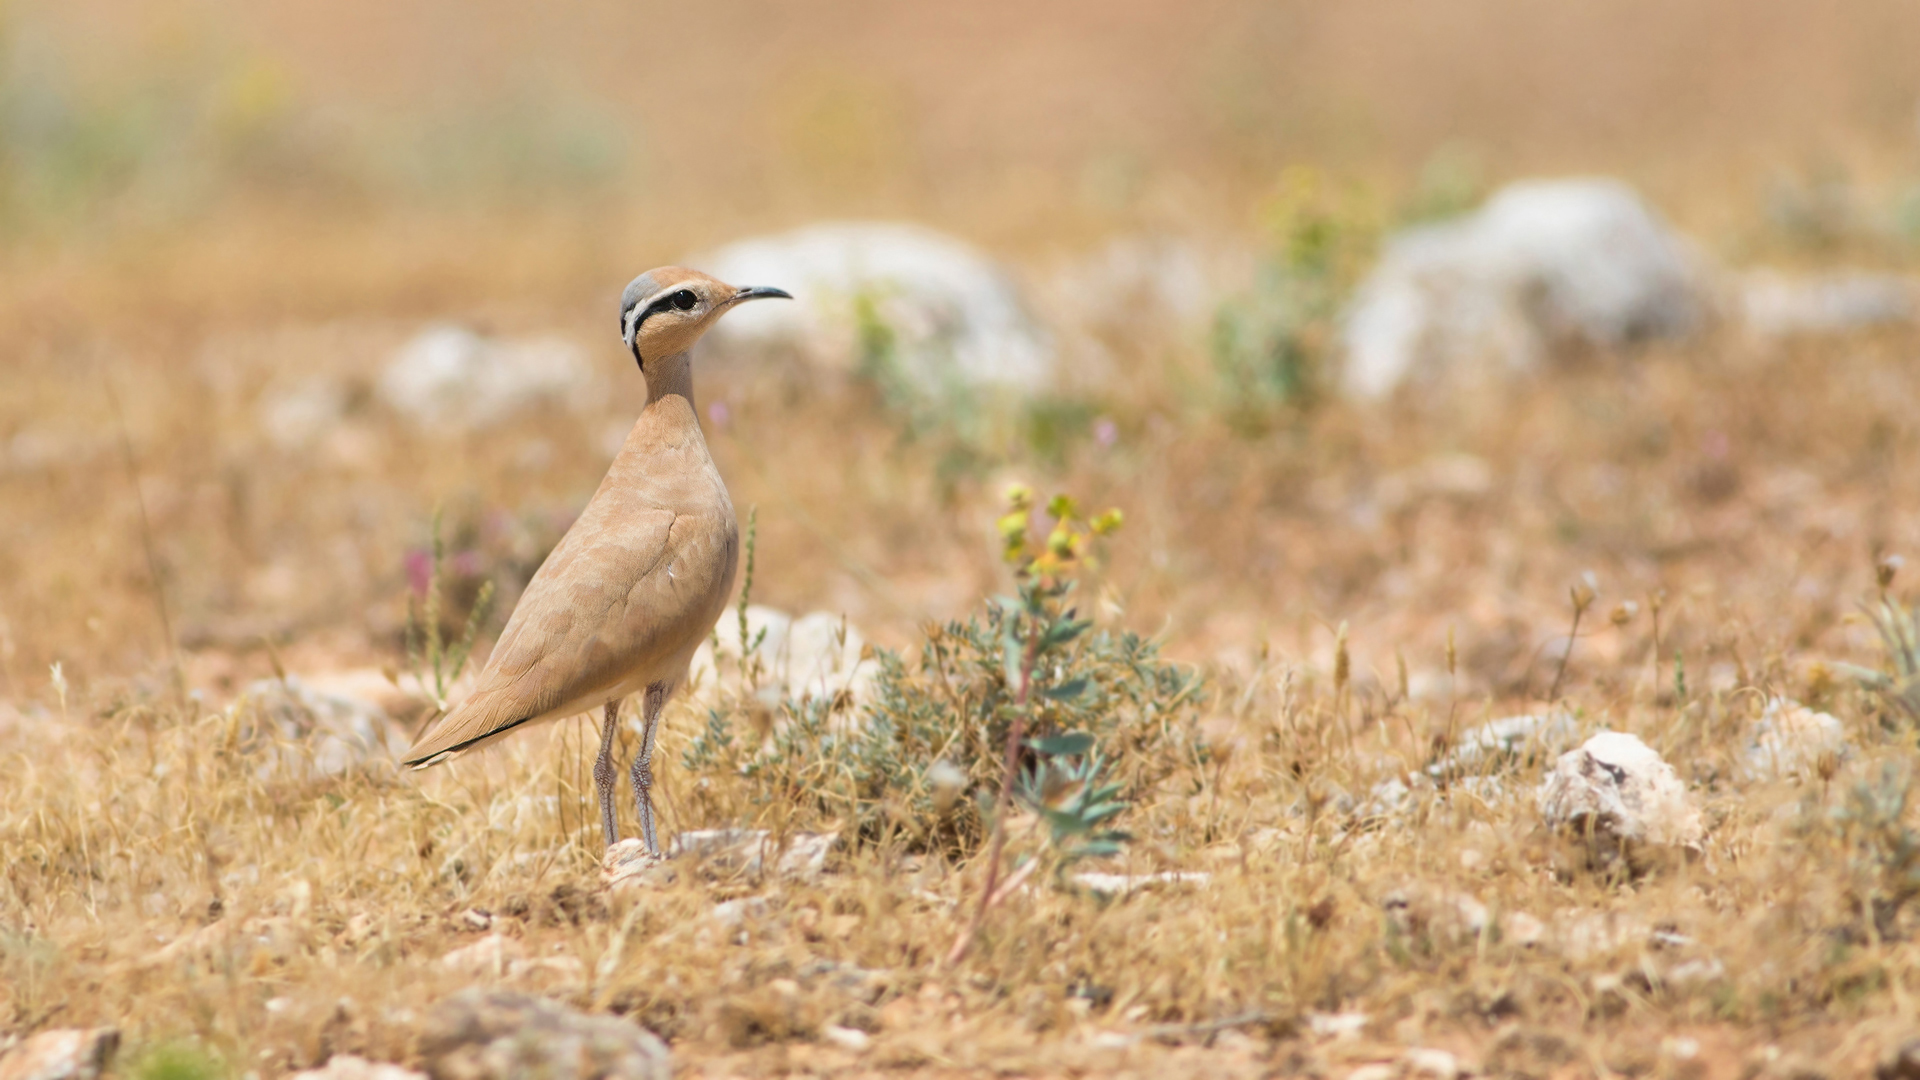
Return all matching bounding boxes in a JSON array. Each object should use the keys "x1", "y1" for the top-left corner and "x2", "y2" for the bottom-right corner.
[
  {"x1": 1662, "y1": 1036, "x2": 1701, "y2": 1061},
  {"x1": 1307, "y1": 1011, "x2": 1370, "y2": 1040},
  {"x1": 1502, "y1": 911, "x2": 1545, "y2": 948},
  {"x1": 1404, "y1": 1047, "x2": 1461, "y2": 1080},
  {"x1": 821, "y1": 1025, "x2": 871, "y2": 1052}
]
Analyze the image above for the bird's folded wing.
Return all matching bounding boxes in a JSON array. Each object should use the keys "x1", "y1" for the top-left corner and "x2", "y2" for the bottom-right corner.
[{"x1": 404, "y1": 506, "x2": 684, "y2": 764}]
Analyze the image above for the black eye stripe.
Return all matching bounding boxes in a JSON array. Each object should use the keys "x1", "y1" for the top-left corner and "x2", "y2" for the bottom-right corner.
[{"x1": 630, "y1": 289, "x2": 700, "y2": 334}]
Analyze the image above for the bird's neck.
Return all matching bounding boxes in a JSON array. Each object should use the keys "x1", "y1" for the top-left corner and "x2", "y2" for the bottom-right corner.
[{"x1": 641, "y1": 350, "x2": 696, "y2": 412}]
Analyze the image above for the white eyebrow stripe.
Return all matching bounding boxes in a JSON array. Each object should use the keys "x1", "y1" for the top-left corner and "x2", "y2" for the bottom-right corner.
[{"x1": 623, "y1": 291, "x2": 669, "y2": 343}]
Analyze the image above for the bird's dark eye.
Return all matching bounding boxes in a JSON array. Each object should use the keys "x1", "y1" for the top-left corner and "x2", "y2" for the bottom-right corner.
[{"x1": 671, "y1": 290, "x2": 697, "y2": 311}]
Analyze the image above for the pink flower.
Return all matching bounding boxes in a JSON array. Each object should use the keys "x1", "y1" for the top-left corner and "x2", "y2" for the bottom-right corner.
[{"x1": 404, "y1": 549, "x2": 432, "y2": 596}]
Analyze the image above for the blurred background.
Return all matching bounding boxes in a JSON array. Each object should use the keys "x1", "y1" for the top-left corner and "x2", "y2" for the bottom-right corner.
[{"x1": 5, "y1": 0, "x2": 1920, "y2": 712}]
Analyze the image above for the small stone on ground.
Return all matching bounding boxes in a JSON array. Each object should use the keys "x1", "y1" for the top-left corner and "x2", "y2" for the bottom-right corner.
[
  {"x1": 0, "y1": 1030, "x2": 119, "y2": 1080},
  {"x1": 418, "y1": 989, "x2": 669, "y2": 1080},
  {"x1": 288, "y1": 1056, "x2": 427, "y2": 1080}
]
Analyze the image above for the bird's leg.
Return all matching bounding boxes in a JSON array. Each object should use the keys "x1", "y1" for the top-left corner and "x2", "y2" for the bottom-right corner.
[
  {"x1": 595, "y1": 700, "x2": 621, "y2": 849},
  {"x1": 630, "y1": 681, "x2": 670, "y2": 857}
]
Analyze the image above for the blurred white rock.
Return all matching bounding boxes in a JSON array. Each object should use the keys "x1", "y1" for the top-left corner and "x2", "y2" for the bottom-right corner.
[
  {"x1": 301, "y1": 666, "x2": 451, "y2": 721},
  {"x1": 687, "y1": 604, "x2": 873, "y2": 707},
  {"x1": 1306, "y1": 1011, "x2": 1370, "y2": 1040},
  {"x1": 378, "y1": 324, "x2": 600, "y2": 430},
  {"x1": 1373, "y1": 453, "x2": 1495, "y2": 511},
  {"x1": 1030, "y1": 235, "x2": 1249, "y2": 390},
  {"x1": 1342, "y1": 178, "x2": 1703, "y2": 399},
  {"x1": 287, "y1": 1057, "x2": 427, "y2": 1080},
  {"x1": 1502, "y1": 910, "x2": 1546, "y2": 948},
  {"x1": 1361, "y1": 710, "x2": 1578, "y2": 817},
  {"x1": 820, "y1": 1026, "x2": 872, "y2": 1054},
  {"x1": 1538, "y1": 731, "x2": 1703, "y2": 862},
  {"x1": 0, "y1": 1029, "x2": 119, "y2": 1080},
  {"x1": 1439, "y1": 710, "x2": 1580, "y2": 776},
  {"x1": 1381, "y1": 884, "x2": 1490, "y2": 945},
  {"x1": 1737, "y1": 270, "x2": 1916, "y2": 337},
  {"x1": 258, "y1": 376, "x2": 351, "y2": 451},
  {"x1": 1741, "y1": 698, "x2": 1847, "y2": 782},
  {"x1": 604, "y1": 829, "x2": 840, "y2": 890},
  {"x1": 1070, "y1": 871, "x2": 1211, "y2": 896},
  {"x1": 239, "y1": 676, "x2": 407, "y2": 779},
  {"x1": 4, "y1": 428, "x2": 108, "y2": 475},
  {"x1": 1043, "y1": 235, "x2": 1224, "y2": 330},
  {"x1": 437, "y1": 934, "x2": 523, "y2": 976},
  {"x1": 668, "y1": 827, "x2": 838, "y2": 877},
  {"x1": 695, "y1": 222, "x2": 1053, "y2": 393},
  {"x1": 419, "y1": 989, "x2": 669, "y2": 1080},
  {"x1": 1403, "y1": 1048, "x2": 1462, "y2": 1080},
  {"x1": 436, "y1": 935, "x2": 581, "y2": 988}
]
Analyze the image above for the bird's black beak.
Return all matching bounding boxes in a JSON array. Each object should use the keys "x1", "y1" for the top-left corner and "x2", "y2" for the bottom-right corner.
[{"x1": 729, "y1": 285, "x2": 792, "y2": 305}]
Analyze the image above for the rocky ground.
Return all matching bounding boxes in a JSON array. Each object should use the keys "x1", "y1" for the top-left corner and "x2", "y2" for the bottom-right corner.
[{"x1": 10, "y1": 5, "x2": 1920, "y2": 1070}]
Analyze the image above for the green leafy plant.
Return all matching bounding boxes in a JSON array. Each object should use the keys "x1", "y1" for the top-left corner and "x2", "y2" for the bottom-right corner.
[
  {"x1": 681, "y1": 487, "x2": 1200, "y2": 866},
  {"x1": 1802, "y1": 762, "x2": 1920, "y2": 940},
  {"x1": 128, "y1": 1042, "x2": 227, "y2": 1080},
  {"x1": 1211, "y1": 167, "x2": 1378, "y2": 428},
  {"x1": 850, "y1": 288, "x2": 1108, "y2": 483},
  {"x1": 1017, "y1": 735, "x2": 1130, "y2": 870},
  {"x1": 1838, "y1": 558, "x2": 1920, "y2": 722},
  {"x1": 947, "y1": 486, "x2": 1139, "y2": 961}
]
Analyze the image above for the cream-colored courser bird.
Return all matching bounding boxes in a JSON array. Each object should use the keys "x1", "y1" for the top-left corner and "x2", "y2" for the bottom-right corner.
[{"x1": 404, "y1": 267, "x2": 791, "y2": 855}]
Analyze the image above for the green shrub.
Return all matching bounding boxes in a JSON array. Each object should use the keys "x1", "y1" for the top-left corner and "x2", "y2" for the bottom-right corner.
[
  {"x1": 1211, "y1": 167, "x2": 1379, "y2": 428},
  {"x1": 128, "y1": 1042, "x2": 226, "y2": 1080},
  {"x1": 683, "y1": 488, "x2": 1202, "y2": 855},
  {"x1": 1838, "y1": 559, "x2": 1920, "y2": 724}
]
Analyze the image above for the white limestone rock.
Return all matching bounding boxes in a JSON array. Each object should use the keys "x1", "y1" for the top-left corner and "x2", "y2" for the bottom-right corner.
[
  {"x1": 238, "y1": 676, "x2": 407, "y2": 779},
  {"x1": 1741, "y1": 698, "x2": 1847, "y2": 782},
  {"x1": 604, "y1": 829, "x2": 841, "y2": 890},
  {"x1": 1342, "y1": 178, "x2": 1703, "y2": 399},
  {"x1": 0, "y1": 1030, "x2": 119, "y2": 1080},
  {"x1": 696, "y1": 222, "x2": 1053, "y2": 394},
  {"x1": 1738, "y1": 270, "x2": 1916, "y2": 337},
  {"x1": 686, "y1": 605, "x2": 873, "y2": 710},
  {"x1": 288, "y1": 1057, "x2": 427, "y2": 1080},
  {"x1": 378, "y1": 324, "x2": 599, "y2": 430},
  {"x1": 417, "y1": 989, "x2": 669, "y2": 1080},
  {"x1": 1538, "y1": 731, "x2": 1703, "y2": 868},
  {"x1": 1438, "y1": 710, "x2": 1581, "y2": 776}
]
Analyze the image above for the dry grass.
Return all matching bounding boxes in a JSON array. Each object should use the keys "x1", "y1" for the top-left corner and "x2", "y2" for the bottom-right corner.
[
  {"x1": 11, "y1": 1, "x2": 1920, "y2": 1077},
  {"x1": 8, "y1": 290, "x2": 1920, "y2": 1078}
]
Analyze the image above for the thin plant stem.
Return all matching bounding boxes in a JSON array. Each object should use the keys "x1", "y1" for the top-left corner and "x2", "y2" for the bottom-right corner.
[
  {"x1": 1548, "y1": 603, "x2": 1585, "y2": 705},
  {"x1": 947, "y1": 612, "x2": 1043, "y2": 967},
  {"x1": 105, "y1": 375, "x2": 182, "y2": 697}
]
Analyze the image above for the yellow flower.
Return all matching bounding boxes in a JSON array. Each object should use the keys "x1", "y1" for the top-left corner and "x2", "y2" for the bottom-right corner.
[
  {"x1": 1047, "y1": 523, "x2": 1077, "y2": 560},
  {"x1": 997, "y1": 510, "x2": 1029, "y2": 543}
]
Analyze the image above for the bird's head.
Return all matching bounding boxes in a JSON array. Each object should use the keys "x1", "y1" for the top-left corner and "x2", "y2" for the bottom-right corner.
[{"x1": 618, "y1": 267, "x2": 791, "y2": 369}]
